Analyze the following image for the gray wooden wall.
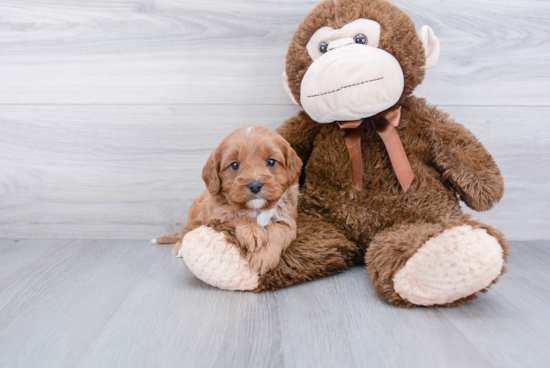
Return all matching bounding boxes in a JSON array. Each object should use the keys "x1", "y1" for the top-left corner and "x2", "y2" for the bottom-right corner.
[{"x1": 0, "y1": 0, "x2": 548, "y2": 240}]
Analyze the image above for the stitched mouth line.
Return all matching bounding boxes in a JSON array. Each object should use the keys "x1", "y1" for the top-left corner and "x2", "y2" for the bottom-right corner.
[{"x1": 306, "y1": 77, "x2": 384, "y2": 98}]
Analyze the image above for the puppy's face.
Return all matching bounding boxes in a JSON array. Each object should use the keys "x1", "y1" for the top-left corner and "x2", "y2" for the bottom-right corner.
[{"x1": 202, "y1": 126, "x2": 302, "y2": 210}]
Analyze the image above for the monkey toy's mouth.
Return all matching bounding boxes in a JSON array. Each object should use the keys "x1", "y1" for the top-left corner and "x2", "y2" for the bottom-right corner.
[
  {"x1": 305, "y1": 77, "x2": 384, "y2": 99},
  {"x1": 300, "y1": 44, "x2": 404, "y2": 124}
]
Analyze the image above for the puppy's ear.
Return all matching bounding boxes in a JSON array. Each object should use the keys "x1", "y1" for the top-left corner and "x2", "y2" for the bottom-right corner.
[
  {"x1": 282, "y1": 140, "x2": 303, "y2": 185},
  {"x1": 202, "y1": 148, "x2": 221, "y2": 195}
]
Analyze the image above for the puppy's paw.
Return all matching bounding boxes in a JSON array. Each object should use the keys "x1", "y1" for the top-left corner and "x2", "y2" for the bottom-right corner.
[
  {"x1": 172, "y1": 241, "x2": 183, "y2": 257},
  {"x1": 235, "y1": 222, "x2": 268, "y2": 252},
  {"x1": 247, "y1": 244, "x2": 281, "y2": 275}
]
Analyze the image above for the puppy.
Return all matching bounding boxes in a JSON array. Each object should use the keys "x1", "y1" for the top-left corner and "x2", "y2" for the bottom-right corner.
[{"x1": 155, "y1": 125, "x2": 302, "y2": 274}]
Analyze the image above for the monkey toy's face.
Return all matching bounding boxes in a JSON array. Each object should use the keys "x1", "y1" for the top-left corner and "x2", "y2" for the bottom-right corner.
[
  {"x1": 301, "y1": 19, "x2": 403, "y2": 123},
  {"x1": 283, "y1": 0, "x2": 440, "y2": 123}
]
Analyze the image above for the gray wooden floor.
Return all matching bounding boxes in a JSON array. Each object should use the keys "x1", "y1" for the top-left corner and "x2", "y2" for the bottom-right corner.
[{"x1": 1, "y1": 239, "x2": 549, "y2": 368}]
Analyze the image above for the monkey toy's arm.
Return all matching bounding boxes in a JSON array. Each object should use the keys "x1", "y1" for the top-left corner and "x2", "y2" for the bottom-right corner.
[
  {"x1": 276, "y1": 111, "x2": 322, "y2": 170},
  {"x1": 422, "y1": 103, "x2": 504, "y2": 212}
]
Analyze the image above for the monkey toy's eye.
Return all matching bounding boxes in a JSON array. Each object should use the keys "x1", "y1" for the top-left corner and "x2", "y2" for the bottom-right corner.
[
  {"x1": 266, "y1": 158, "x2": 276, "y2": 167},
  {"x1": 319, "y1": 41, "x2": 328, "y2": 54},
  {"x1": 354, "y1": 33, "x2": 367, "y2": 44},
  {"x1": 230, "y1": 162, "x2": 239, "y2": 170}
]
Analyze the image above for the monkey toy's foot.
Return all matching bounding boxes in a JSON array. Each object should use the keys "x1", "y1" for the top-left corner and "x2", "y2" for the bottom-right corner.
[
  {"x1": 178, "y1": 226, "x2": 259, "y2": 291},
  {"x1": 367, "y1": 216, "x2": 509, "y2": 307},
  {"x1": 393, "y1": 225, "x2": 504, "y2": 306}
]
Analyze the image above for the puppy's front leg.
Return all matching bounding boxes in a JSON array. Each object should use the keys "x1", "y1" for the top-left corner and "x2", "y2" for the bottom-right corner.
[
  {"x1": 247, "y1": 220, "x2": 297, "y2": 275},
  {"x1": 233, "y1": 216, "x2": 268, "y2": 252}
]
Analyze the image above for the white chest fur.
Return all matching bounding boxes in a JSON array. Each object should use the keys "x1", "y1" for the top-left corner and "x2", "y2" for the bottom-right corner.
[
  {"x1": 243, "y1": 190, "x2": 287, "y2": 227},
  {"x1": 256, "y1": 208, "x2": 279, "y2": 227},
  {"x1": 243, "y1": 206, "x2": 279, "y2": 227}
]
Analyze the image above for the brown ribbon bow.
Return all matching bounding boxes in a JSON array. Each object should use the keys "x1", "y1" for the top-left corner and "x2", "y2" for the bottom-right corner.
[{"x1": 337, "y1": 106, "x2": 414, "y2": 192}]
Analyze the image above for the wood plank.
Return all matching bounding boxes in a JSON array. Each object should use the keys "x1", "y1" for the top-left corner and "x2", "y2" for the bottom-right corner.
[
  {"x1": 0, "y1": 0, "x2": 547, "y2": 105},
  {"x1": 439, "y1": 241, "x2": 550, "y2": 368},
  {"x1": 74, "y1": 248, "x2": 283, "y2": 368},
  {"x1": 0, "y1": 239, "x2": 162, "y2": 368},
  {"x1": 274, "y1": 268, "x2": 493, "y2": 368},
  {"x1": 1, "y1": 240, "x2": 546, "y2": 368},
  {"x1": 75, "y1": 245, "x2": 492, "y2": 368},
  {"x1": 0, "y1": 238, "x2": 74, "y2": 280},
  {"x1": 0, "y1": 104, "x2": 547, "y2": 240}
]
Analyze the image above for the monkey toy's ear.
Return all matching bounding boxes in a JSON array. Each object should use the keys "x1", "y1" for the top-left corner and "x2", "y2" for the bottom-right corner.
[
  {"x1": 282, "y1": 71, "x2": 299, "y2": 105},
  {"x1": 418, "y1": 25, "x2": 440, "y2": 69}
]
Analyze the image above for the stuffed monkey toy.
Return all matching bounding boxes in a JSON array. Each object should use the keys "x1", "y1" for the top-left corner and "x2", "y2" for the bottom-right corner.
[{"x1": 179, "y1": 0, "x2": 509, "y2": 307}]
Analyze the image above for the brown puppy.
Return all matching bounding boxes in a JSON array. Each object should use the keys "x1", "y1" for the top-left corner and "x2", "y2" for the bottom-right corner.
[{"x1": 156, "y1": 125, "x2": 302, "y2": 274}]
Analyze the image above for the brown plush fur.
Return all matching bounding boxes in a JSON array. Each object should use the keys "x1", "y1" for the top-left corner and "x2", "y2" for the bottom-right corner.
[
  {"x1": 366, "y1": 214, "x2": 509, "y2": 307},
  {"x1": 255, "y1": 213, "x2": 358, "y2": 291},
  {"x1": 262, "y1": 94, "x2": 509, "y2": 306},
  {"x1": 255, "y1": 0, "x2": 508, "y2": 306},
  {"x1": 165, "y1": 0, "x2": 508, "y2": 307},
  {"x1": 278, "y1": 96, "x2": 504, "y2": 252},
  {"x1": 157, "y1": 125, "x2": 302, "y2": 275}
]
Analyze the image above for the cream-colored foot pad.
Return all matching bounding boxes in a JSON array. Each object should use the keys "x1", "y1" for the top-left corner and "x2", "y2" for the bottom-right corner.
[
  {"x1": 393, "y1": 225, "x2": 503, "y2": 306},
  {"x1": 179, "y1": 226, "x2": 259, "y2": 291}
]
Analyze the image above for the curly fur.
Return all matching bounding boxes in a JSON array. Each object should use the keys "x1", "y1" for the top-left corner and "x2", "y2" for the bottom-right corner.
[{"x1": 158, "y1": 126, "x2": 302, "y2": 275}]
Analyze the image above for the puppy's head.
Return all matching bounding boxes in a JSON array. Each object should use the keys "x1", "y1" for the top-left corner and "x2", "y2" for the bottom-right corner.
[{"x1": 202, "y1": 126, "x2": 302, "y2": 210}]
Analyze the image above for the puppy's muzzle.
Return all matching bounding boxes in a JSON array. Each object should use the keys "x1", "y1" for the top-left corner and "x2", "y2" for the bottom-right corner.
[{"x1": 248, "y1": 181, "x2": 263, "y2": 194}]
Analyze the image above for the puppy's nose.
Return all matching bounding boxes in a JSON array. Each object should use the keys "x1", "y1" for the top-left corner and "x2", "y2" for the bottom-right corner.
[{"x1": 248, "y1": 181, "x2": 263, "y2": 194}]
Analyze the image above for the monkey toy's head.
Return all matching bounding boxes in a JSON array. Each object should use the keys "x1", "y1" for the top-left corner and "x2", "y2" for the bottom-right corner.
[{"x1": 282, "y1": 0, "x2": 440, "y2": 123}]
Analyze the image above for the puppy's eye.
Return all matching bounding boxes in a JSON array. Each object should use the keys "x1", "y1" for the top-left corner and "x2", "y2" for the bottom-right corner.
[
  {"x1": 354, "y1": 33, "x2": 367, "y2": 45},
  {"x1": 266, "y1": 159, "x2": 276, "y2": 167},
  {"x1": 230, "y1": 162, "x2": 239, "y2": 170},
  {"x1": 319, "y1": 41, "x2": 328, "y2": 54}
]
